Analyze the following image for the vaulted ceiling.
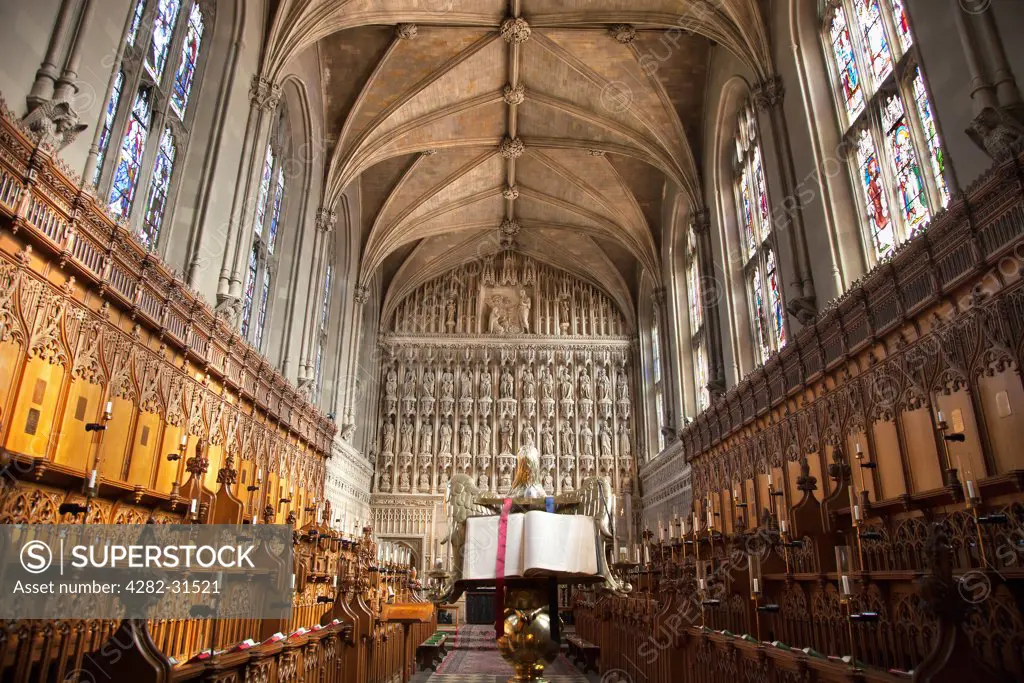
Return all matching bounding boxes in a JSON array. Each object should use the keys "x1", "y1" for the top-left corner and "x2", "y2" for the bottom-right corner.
[{"x1": 264, "y1": 0, "x2": 773, "y2": 319}]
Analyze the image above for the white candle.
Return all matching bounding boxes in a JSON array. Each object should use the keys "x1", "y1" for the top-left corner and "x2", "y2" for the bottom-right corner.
[
  {"x1": 841, "y1": 575, "x2": 851, "y2": 596},
  {"x1": 189, "y1": 499, "x2": 197, "y2": 514},
  {"x1": 967, "y1": 480, "x2": 977, "y2": 499},
  {"x1": 855, "y1": 443, "x2": 863, "y2": 456},
  {"x1": 88, "y1": 469, "x2": 97, "y2": 488},
  {"x1": 853, "y1": 505, "x2": 862, "y2": 522},
  {"x1": 780, "y1": 519, "x2": 788, "y2": 534},
  {"x1": 707, "y1": 508, "x2": 714, "y2": 528},
  {"x1": 643, "y1": 545, "x2": 650, "y2": 564},
  {"x1": 180, "y1": 434, "x2": 188, "y2": 448},
  {"x1": 937, "y1": 410, "x2": 945, "y2": 424},
  {"x1": 767, "y1": 473, "x2": 773, "y2": 487},
  {"x1": 291, "y1": 574, "x2": 296, "y2": 589},
  {"x1": 692, "y1": 512, "x2": 699, "y2": 531},
  {"x1": 333, "y1": 575, "x2": 338, "y2": 588},
  {"x1": 698, "y1": 578, "x2": 706, "y2": 591},
  {"x1": 752, "y1": 578, "x2": 760, "y2": 594},
  {"x1": 104, "y1": 401, "x2": 113, "y2": 415},
  {"x1": 659, "y1": 524, "x2": 665, "y2": 542},
  {"x1": 634, "y1": 546, "x2": 641, "y2": 564}
]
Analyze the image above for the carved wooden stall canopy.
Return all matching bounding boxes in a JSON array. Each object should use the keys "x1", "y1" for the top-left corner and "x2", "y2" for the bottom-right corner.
[
  {"x1": 374, "y1": 254, "x2": 638, "y2": 503},
  {"x1": 0, "y1": 102, "x2": 332, "y2": 523},
  {"x1": 617, "y1": 151, "x2": 1024, "y2": 681}
]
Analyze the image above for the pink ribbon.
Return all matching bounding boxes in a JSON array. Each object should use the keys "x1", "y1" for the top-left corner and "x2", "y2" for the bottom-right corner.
[{"x1": 494, "y1": 498, "x2": 513, "y2": 640}]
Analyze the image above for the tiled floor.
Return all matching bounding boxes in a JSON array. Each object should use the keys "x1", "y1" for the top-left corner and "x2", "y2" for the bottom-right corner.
[{"x1": 413, "y1": 625, "x2": 600, "y2": 683}]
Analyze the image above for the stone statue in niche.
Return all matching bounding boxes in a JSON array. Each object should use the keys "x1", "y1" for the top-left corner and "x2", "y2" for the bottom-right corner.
[
  {"x1": 581, "y1": 423, "x2": 594, "y2": 456},
  {"x1": 559, "y1": 366, "x2": 574, "y2": 401},
  {"x1": 543, "y1": 472, "x2": 554, "y2": 492},
  {"x1": 399, "y1": 470, "x2": 411, "y2": 492},
  {"x1": 597, "y1": 367, "x2": 611, "y2": 402},
  {"x1": 439, "y1": 419, "x2": 453, "y2": 454},
  {"x1": 382, "y1": 419, "x2": 395, "y2": 454},
  {"x1": 459, "y1": 420, "x2": 472, "y2": 454},
  {"x1": 441, "y1": 370, "x2": 454, "y2": 399},
  {"x1": 403, "y1": 370, "x2": 416, "y2": 399},
  {"x1": 600, "y1": 422, "x2": 612, "y2": 457},
  {"x1": 479, "y1": 422, "x2": 491, "y2": 455},
  {"x1": 518, "y1": 288, "x2": 531, "y2": 333},
  {"x1": 480, "y1": 368, "x2": 492, "y2": 397},
  {"x1": 579, "y1": 369, "x2": 593, "y2": 401},
  {"x1": 379, "y1": 470, "x2": 393, "y2": 493},
  {"x1": 619, "y1": 423, "x2": 631, "y2": 456},
  {"x1": 385, "y1": 369, "x2": 398, "y2": 399},
  {"x1": 438, "y1": 468, "x2": 450, "y2": 491},
  {"x1": 478, "y1": 472, "x2": 489, "y2": 490},
  {"x1": 422, "y1": 368, "x2": 435, "y2": 398},
  {"x1": 616, "y1": 370, "x2": 628, "y2": 401},
  {"x1": 541, "y1": 422, "x2": 554, "y2": 455},
  {"x1": 540, "y1": 366, "x2": 554, "y2": 401},
  {"x1": 562, "y1": 471, "x2": 574, "y2": 492},
  {"x1": 560, "y1": 419, "x2": 575, "y2": 454},
  {"x1": 400, "y1": 419, "x2": 414, "y2": 453},
  {"x1": 500, "y1": 366, "x2": 514, "y2": 399},
  {"x1": 500, "y1": 419, "x2": 514, "y2": 455},
  {"x1": 445, "y1": 299, "x2": 456, "y2": 331},
  {"x1": 420, "y1": 420, "x2": 433, "y2": 454},
  {"x1": 522, "y1": 423, "x2": 535, "y2": 448},
  {"x1": 559, "y1": 296, "x2": 571, "y2": 333},
  {"x1": 522, "y1": 367, "x2": 536, "y2": 400},
  {"x1": 461, "y1": 369, "x2": 473, "y2": 399}
]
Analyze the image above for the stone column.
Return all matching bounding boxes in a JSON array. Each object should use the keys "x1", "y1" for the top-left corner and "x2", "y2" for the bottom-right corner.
[
  {"x1": 215, "y1": 76, "x2": 281, "y2": 323},
  {"x1": 51, "y1": 0, "x2": 94, "y2": 103},
  {"x1": 753, "y1": 74, "x2": 816, "y2": 327},
  {"x1": 297, "y1": 207, "x2": 335, "y2": 387},
  {"x1": 690, "y1": 209, "x2": 725, "y2": 402},
  {"x1": 26, "y1": 0, "x2": 78, "y2": 110},
  {"x1": 652, "y1": 286, "x2": 677, "y2": 443}
]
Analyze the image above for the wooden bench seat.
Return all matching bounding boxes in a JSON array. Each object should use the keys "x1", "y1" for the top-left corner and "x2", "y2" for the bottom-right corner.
[
  {"x1": 415, "y1": 632, "x2": 448, "y2": 672},
  {"x1": 565, "y1": 634, "x2": 599, "y2": 673}
]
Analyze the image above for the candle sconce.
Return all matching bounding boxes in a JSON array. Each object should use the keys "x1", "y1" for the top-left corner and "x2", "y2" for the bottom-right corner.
[
  {"x1": 85, "y1": 402, "x2": 113, "y2": 432},
  {"x1": 835, "y1": 545, "x2": 865, "y2": 674},
  {"x1": 611, "y1": 560, "x2": 637, "y2": 594}
]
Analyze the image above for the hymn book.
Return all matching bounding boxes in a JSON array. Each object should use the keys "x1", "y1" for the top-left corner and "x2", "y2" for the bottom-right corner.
[{"x1": 462, "y1": 510, "x2": 599, "y2": 580}]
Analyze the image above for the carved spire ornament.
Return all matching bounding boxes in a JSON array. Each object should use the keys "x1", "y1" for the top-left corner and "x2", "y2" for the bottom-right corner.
[{"x1": 500, "y1": 17, "x2": 531, "y2": 43}]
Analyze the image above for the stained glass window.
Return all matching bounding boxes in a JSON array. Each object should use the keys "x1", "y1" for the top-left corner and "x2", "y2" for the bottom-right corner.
[
  {"x1": 766, "y1": 248, "x2": 786, "y2": 347},
  {"x1": 752, "y1": 147, "x2": 770, "y2": 232},
  {"x1": 145, "y1": 0, "x2": 182, "y2": 81},
  {"x1": 750, "y1": 269, "x2": 771, "y2": 364},
  {"x1": 687, "y1": 260, "x2": 702, "y2": 330},
  {"x1": 889, "y1": 0, "x2": 913, "y2": 51},
  {"x1": 651, "y1": 317, "x2": 661, "y2": 383},
  {"x1": 108, "y1": 87, "x2": 152, "y2": 218},
  {"x1": 853, "y1": 0, "x2": 893, "y2": 86},
  {"x1": 127, "y1": 0, "x2": 146, "y2": 46},
  {"x1": 913, "y1": 69, "x2": 950, "y2": 207},
  {"x1": 315, "y1": 343, "x2": 324, "y2": 392},
  {"x1": 321, "y1": 264, "x2": 333, "y2": 329},
  {"x1": 855, "y1": 128, "x2": 894, "y2": 258},
  {"x1": 655, "y1": 392, "x2": 665, "y2": 452},
  {"x1": 694, "y1": 340, "x2": 709, "y2": 412},
  {"x1": 883, "y1": 95, "x2": 929, "y2": 231},
  {"x1": 241, "y1": 244, "x2": 258, "y2": 337},
  {"x1": 170, "y1": 2, "x2": 204, "y2": 119},
  {"x1": 739, "y1": 169, "x2": 757, "y2": 257},
  {"x1": 254, "y1": 269, "x2": 270, "y2": 351},
  {"x1": 139, "y1": 127, "x2": 176, "y2": 249},
  {"x1": 828, "y1": 5, "x2": 865, "y2": 121},
  {"x1": 93, "y1": 71, "x2": 124, "y2": 185},
  {"x1": 253, "y1": 145, "x2": 274, "y2": 237},
  {"x1": 268, "y1": 166, "x2": 285, "y2": 254},
  {"x1": 823, "y1": 0, "x2": 951, "y2": 263}
]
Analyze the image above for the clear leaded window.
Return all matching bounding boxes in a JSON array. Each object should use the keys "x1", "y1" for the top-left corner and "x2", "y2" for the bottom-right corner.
[
  {"x1": 734, "y1": 102, "x2": 786, "y2": 367},
  {"x1": 822, "y1": 0, "x2": 950, "y2": 264},
  {"x1": 95, "y1": 0, "x2": 208, "y2": 251},
  {"x1": 686, "y1": 226, "x2": 709, "y2": 411},
  {"x1": 652, "y1": 309, "x2": 665, "y2": 453}
]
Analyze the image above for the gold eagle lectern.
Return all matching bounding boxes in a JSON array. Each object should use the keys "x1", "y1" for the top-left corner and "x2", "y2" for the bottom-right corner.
[{"x1": 427, "y1": 446, "x2": 627, "y2": 682}]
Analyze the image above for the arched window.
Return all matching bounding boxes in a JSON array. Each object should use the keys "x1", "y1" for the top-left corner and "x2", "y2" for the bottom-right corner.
[
  {"x1": 241, "y1": 112, "x2": 288, "y2": 350},
  {"x1": 651, "y1": 310, "x2": 665, "y2": 453},
  {"x1": 822, "y1": 0, "x2": 949, "y2": 264},
  {"x1": 686, "y1": 227, "x2": 709, "y2": 412},
  {"x1": 733, "y1": 103, "x2": 786, "y2": 367},
  {"x1": 315, "y1": 263, "x2": 334, "y2": 396},
  {"x1": 94, "y1": 0, "x2": 209, "y2": 252}
]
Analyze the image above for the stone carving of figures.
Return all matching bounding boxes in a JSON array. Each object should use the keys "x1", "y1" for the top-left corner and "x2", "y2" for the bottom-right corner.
[
  {"x1": 541, "y1": 422, "x2": 554, "y2": 455},
  {"x1": 518, "y1": 288, "x2": 531, "y2": 332},
  {"x1": 399, "y1": 470, "x2": 411, "y2": 491},
  {"x1": 479, "y1": 422, "x2": 491, "y2": 454},
  {"x1": 438, "y1": 469, "x2": 450, "y2": 490},
  {"x1": 600, "y1": 422, "x2": 612, "y2": 457},
  {"x1": 480, "y1": 369, "x2": 492, "y2": 396},
  {"x1": 619, "y1": 424, "x2": 631, "y2": 456},
  {"x1": 441, "y1": 371, "x2": 454, "y2": 399},
  {"x1": 522, "y1": 423, "x2": 535, "y2": 448},
  {"x1": 445, "y1": 299, "x2": 456, "y2": 330},
  {"x1": 459, "y1": 420, "x2": 472, "y2": 452},
  {"x1": 500, "y1": 366, "x2": 514, "y2": 399},
  {"x1": 403, "y1": 370, "x2": 416, "y2": 399},
  {"x1": 380, "y1": 471, "x2": 392, "y2": 492},
  {"x1": 597, "y1": 368, "x2": 611, "y2": 402},
  {"x1": 500, "y1": 471, "x2": 512, "y2": 490},
  {"x1": 560, "y1": 420, "x2": 575, "y2": 454},
  {"x1": 543, "y1": 472, "x2": 554, "y2": 491},
  {"x1": 461, "y1": 369, "x2": 473, "y2": 399},
  {"x1": 477, "y1": 473, "x2": 489, "y2": 489},
  {"x1": 382, "y1": 419, "x2": 395, "y2": 454},
  {"x1": 488, "y1": 300, "x2": 502, "y2": 333},
  {"x1": 581, "y1": 423, "x2": 594, "y2": 456},
  {"x1": 439, "y1": 419, "x2": 453, "y2": 454},
  {"x1": 541, "y1": 366, "x2": 554, "y2": 400},
  {"x1": 616, "y1": 371, "x2": 628, "y2": 401},
  {"x1": 562, "y1": 471, "x2": 574, "y2": 492},
  {"x1": 522, "y1": 367, "x2": 535, "y2": 400},
  {"x1": 500, "y1": 419, "x2": 513, "y2": 454},
  {"x1": 422, "y1": 368, "x2": 435, "y2": 397},
  {"x1": 420, "y1": 421, "x2": 433, "y2": 453},
  {"x1": 559, "y1": 367, "x2": 574, "y2": 401},
  {"x1": 385, "y1": 369, "x2": 398, "y2": 399},
  {"x1": 579, "y1": 370, "x2": 593, "y2": 400},
  {"x1": 400, "y1": 419, "x2": 413, "y2": 451},
  {"x1": 559, "y1": 296, "x2": 570, "y2": 324}
]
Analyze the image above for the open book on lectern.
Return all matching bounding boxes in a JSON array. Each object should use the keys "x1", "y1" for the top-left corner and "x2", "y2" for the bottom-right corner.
[{"x1": 461, "y1": 510, "x2": 600, "y2": 581}]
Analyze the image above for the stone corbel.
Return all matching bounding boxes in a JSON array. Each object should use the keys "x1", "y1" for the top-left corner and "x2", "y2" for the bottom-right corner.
[{"x1": 966, "y1": 106, "x2": 1024, "y2": 162}]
